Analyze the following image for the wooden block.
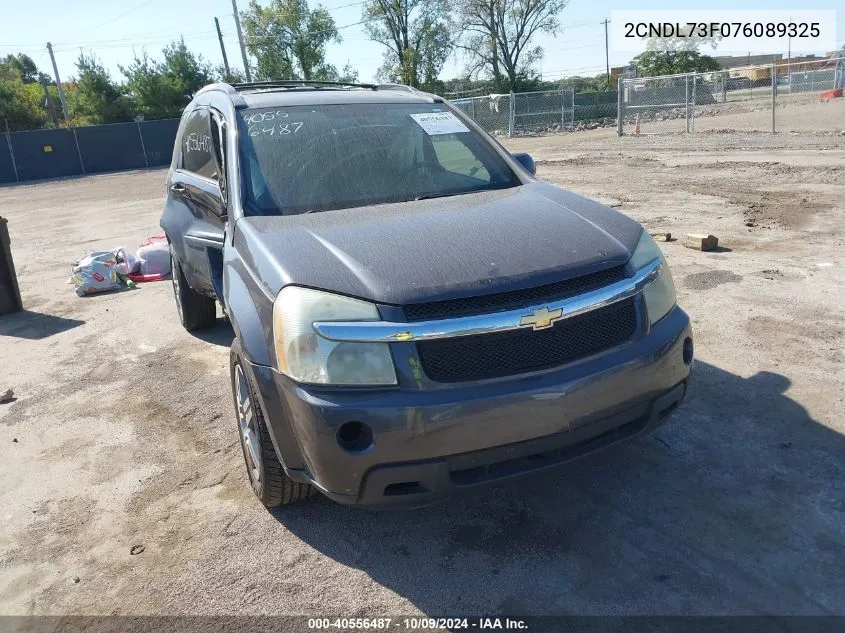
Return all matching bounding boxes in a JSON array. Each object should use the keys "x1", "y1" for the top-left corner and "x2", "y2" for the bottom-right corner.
[
  {"x1": 682, "y1": 233, "x2": 719, "y2": 251},
  {"x1": 650, "y1": 232, "x2": 671, "y2": 242}
]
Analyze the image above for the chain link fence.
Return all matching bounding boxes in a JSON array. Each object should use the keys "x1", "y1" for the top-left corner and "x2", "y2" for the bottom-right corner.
[
  {"x1": 618, "y1": 57, "x2": 845, "y2": 136},
  {"x1": 512, "y1": 90, "x2": 575, "y2": 134},
  {"x1": 453, "y1": 89, "x2": 593, "y2": 136},
  {"x1": 451, "y1": 93, "x2": 514, "y2": 136}
]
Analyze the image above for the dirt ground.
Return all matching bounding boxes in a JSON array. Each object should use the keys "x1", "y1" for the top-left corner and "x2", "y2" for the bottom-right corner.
[{"x1": 1, "y1": 129, "x2": 844, "y2": 620}]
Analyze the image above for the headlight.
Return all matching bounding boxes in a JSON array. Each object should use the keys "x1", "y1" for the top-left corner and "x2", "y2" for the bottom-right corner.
[
  {"x1": 272, "y1": 286, "x2": 397, "y2": 386},
  {"x1": 630, "y1": 230, "x2": 677, "y2": 325}
]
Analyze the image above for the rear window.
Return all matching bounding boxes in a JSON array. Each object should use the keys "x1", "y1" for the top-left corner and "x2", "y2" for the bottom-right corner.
[{"x1": 236, "y1": 103, "x2": 519, "y2": 216}]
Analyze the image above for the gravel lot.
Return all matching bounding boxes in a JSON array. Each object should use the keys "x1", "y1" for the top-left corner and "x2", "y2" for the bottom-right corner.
[{"x1": 1, "y1": 130, "x2": 844, "y2": 619}]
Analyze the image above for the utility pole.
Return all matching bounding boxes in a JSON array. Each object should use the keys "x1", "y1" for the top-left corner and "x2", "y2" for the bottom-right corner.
[
  {"x1": 214, "y1": 17, "x2": 231, "y2": 79},
  {"x1": 787, "y1": 16, "x2": 792, "y2": 90},
  {"x1": 46, "y1": 42, "x2": 69, "y2": 120},
  {"x1": 231, "y1": 0, "x2": 252, "y2": 82},
  {"x1": 602, "y1": 19, "x2": 610, "y2": 89}
]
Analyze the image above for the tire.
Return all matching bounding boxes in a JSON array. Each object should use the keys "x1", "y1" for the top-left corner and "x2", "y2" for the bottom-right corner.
[
  {"x1": 230, "y1": 339, "x2": 315, "y2": 507},
  {"x1": 170, "y1": 245, "x2": 217, "y2": 332}
]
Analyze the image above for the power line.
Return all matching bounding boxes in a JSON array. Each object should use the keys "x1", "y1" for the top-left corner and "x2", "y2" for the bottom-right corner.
[
  {"x1": 541, "y1": 64, "x2": 610, "y2": 78},
  {"x1": 52, "y1": 29, "x2": 222, "y2": 49},
  {"x1": 242, "y1": 17, "x2": 376, "y2": 41},
  {"x1": 52, "y1": 32, "x2": 225, "y2": 54},
  {"x1": 55, "y1": 0, "x2": 162, "y2": 46}
]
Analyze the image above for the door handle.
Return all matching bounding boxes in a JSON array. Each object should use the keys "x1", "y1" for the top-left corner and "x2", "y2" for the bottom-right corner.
[{"x1": 170, "y1": 183, "x2": 188, "y2": 196}]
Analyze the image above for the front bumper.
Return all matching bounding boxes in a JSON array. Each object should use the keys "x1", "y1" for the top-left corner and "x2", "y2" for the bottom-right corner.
[{"x1": 246, "y1": 306, "x2": 693, "y2": 506}]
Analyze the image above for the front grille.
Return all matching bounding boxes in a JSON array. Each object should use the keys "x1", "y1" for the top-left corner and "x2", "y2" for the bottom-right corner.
[
  {"x1": 403, "y1": 265, "x2": 627, "y2": 321},
  {"x1": 417, "y1": 298, "x2": 637, "y2": 382}
]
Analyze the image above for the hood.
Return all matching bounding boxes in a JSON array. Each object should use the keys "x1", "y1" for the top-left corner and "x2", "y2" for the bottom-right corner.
[{"x1": 234, "y1": 182, "x2": 643, "y2": 306}]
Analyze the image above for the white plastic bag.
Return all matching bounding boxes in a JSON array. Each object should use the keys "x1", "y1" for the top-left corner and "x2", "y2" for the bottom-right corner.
[
  {"x1": 113, "y1": 248, "x2": 139, "y2": 275},
  {"x1": 70, "y1": 251, "x2": 122, "y2": 296},
  {"x1": 136, "y1": 236, "x2": 171, "y2": 276}
]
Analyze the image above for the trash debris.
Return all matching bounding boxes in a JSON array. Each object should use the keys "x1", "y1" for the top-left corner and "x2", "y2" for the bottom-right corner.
[
  {"x1": 650, "y1": 232, "x2": 672, "y2": 242},
  {"x1": 136, "y1": 236, "x2": 170, "y2": 276},
  {"x1": 130, "y1": 544, "x2": 145, "y2": 555},
  {"x1": 128, "y1": 272, "x2": 169, "y2": 283},
  {"x1": 12, "y1": 438, "x2": 17, "y2": 443},
  {"x1": 69, "y1": 251, "x2": 127, "y2": 296},
  {"x1": 1, "y1": 389, "x2": 14, "y2": 403},
  {"x1": 70, "y1": 235, "x2": 172, "y2": 296},
  {"x1": 72, "y1": 576, "x2": 81, "y2": 584},
  {"x1": 682, "y1": 234, "x2": 719, "y2": 252},
  {"x1": 113, "y1": 248, "x2": 139, "y2": 276}
]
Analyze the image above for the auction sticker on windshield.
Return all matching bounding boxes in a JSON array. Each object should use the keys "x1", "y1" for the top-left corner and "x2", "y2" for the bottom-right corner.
[{"x1": 410, "y1": 112, "x2": 470, "y2": 135}]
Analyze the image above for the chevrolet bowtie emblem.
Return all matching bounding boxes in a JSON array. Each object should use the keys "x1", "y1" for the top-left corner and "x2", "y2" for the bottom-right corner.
[{"x1": 520, "y1": 306, "x2": 564, "y2": 330}]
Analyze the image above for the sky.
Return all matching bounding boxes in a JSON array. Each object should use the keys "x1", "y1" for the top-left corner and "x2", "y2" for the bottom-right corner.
[{"x1": 0, "y1": 0, "x2": 842, "y2": 88}]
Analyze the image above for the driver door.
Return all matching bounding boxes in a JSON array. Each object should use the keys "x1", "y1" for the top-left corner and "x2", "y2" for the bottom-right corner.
[{"x1": 167, "y1": 107, "x2": 227, "y2": 300}]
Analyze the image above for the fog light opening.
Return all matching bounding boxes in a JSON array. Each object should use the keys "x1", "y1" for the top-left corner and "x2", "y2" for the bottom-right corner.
[
  {"x1": 337, "y1": 421, "x2": 373, "y2": 453},
  {"x1": 384, "y1": 481, "x2": 427, "y2": 496},
  {"x1": 683, "y1": 337, "x2": 694, "y2": 365}
]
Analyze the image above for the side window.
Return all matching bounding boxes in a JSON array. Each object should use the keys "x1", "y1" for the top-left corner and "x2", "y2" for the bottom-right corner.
[
  {"x1": 430, "y1": 134, "x2": 491, "y2": 183},
  {"x1": 210, "y1": 112, "x2": 227, "y2": 196},
  {"x1": 181, "y1": 109, "x2": 218, "y2": 181}
]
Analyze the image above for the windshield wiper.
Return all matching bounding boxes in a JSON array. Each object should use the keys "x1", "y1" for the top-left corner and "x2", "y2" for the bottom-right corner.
[{"x1": 414, "y1": 190, "x2": 477, "y2": 201}]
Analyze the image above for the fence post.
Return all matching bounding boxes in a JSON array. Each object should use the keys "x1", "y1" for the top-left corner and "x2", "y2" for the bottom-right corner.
[
  {"x1": 691, "y1": 74, "x2": 697, "y2": 133},
  {"x1": 4, "y1": 119, "x2": 19, "y2": 182},
  {"x1": 616, "y1": 77, "x2": 624, "y2": 136},
  {"x1": 685, "y1": 75, "x2": 690, "y2": 133},
  {"x1": 771, "y1": 63, "x2": 776, "y2": 134},
  {"x1": 137, "y1": 121, "x2": 150, "y2": 168},
  {"x1": 71, "y1": 127, "x2": 86, "y2": 175},
  {"x1": 561, "y1": 89, "x2": 565, "y2": 126},
  {"x1": 508, "y1": 91, "x2": 514, "y2": 137},
  {"x1": 722, "y1": 70, "x2": 727, "y2": 103}
]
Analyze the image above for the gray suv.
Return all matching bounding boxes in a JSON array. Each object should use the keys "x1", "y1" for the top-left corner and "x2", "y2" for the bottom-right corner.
[{"x1": 160, "y1": 81, "x2": 693, "y2": 507}]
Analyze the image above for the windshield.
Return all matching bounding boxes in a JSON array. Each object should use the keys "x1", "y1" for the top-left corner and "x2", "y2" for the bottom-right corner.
[{"x1": 237, "y1": 102, "x2": 520, "y2": 216}]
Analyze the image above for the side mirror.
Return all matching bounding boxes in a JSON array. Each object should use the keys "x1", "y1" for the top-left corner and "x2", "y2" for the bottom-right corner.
[{"x1": 512, "y1": 152, "x2": 536, "y2": 176}]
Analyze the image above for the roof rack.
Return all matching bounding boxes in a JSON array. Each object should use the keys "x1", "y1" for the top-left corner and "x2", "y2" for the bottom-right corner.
[
  {"x1": 233, "y1": 80, "x2": 379, "y2": 92},
  {"x1": 375, "y1": 83, "x2": 417, "y2": 92}
]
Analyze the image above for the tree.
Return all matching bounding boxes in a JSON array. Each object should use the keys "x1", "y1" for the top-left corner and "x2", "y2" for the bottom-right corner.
[
  {"x1": 0, "y1": 55, "x2": 50, "y2": 130},
  {"x1": 631, "y1": 27, "x2": 721, "y2": 77},
  {"x1": 121, "y1": 41, "x2": 214, "y2": 119},
  {"x1": 69, "y1": 53, "x2": 131, "y2": 124},
  {"x1": 632, "y1": 50, "x2": 720, "y2": 77},
  {"x1": 322, "y1": 61, "x2": 359, "y2": 83},
  {"x1": 362, "y1": 0, "x2": 452, "y2": 89},
  {"x1": 215, "y1": 65, "x2": 247, "y2": 84},
  {"x1": 2, "y1": 54, "x2": 40, "y2": 84},
  {"x1": 558, "y1": 73, "x2": 609, "y2": 93},
  {"x1": 161, "y1": 40, "x2": 215, "y2": 96},
  {"x1": 121, "y1": 52, "x2": 179, "y2": 119},
  {"x1": 242, "y1": 0, "x2": 342, "y2": 80},
  {"x1": 0, "y1": 78, "x2": 48, "y2": 130},
  {"x1": 457, "y1": 0, "x2": 568, "y2": 92}
]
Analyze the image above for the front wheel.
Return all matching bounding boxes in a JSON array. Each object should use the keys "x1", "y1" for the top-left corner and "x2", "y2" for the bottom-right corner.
[
  {"x1": 230, "y1": 339, "x2": 315, "y2": 507},
  {"x1": 170, "y1": 245, "x2": 216, "y2": 331}
]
